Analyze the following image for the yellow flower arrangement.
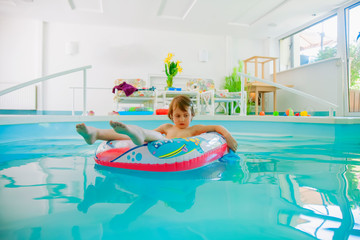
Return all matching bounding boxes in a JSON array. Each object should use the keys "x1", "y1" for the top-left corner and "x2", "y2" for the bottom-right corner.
[{"x1": 164, "y1": 53, "x2": 182, "y2": 88}]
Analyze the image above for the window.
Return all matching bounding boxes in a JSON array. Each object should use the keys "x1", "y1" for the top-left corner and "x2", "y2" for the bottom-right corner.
[
  {"x1": 346, "y1": 2, "x2": 360, "y2": 112},
  {"x1": 279, "y1": 15, "x2": 338, "y2": 71}
]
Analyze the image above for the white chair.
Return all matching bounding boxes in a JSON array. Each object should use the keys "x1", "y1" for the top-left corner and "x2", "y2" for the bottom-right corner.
[
  {"x1": 113, "y1": 79, "x2": 156, "y2": 112},
  {"x1": 186, "y1": 79, "x2": 246, "y2": 116},
  {"x1": 186, "y1": 79, "x2": 215, "y2": 115},
  {"x1": 215, "y1": 90, "x2": 247, "y2": 115}
]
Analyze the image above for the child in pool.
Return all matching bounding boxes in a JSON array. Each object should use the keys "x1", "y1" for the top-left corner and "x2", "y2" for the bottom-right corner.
[{"x1": 76, "y1": 95, "x2": 238, "y2": 151}]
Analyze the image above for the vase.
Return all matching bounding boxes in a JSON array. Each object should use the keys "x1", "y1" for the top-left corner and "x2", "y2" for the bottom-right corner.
[{"x1": 166, "y1": 76, "x2": 173, "y2": 89}]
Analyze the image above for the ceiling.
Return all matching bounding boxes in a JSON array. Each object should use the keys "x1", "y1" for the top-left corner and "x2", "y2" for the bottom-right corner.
[{"x1": 0, "y1": 0, "x2": 352, "y2": 39}]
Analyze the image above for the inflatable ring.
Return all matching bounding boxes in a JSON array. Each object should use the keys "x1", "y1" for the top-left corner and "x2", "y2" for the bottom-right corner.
[{"x1": 95, "y1": 132, "x2": 228, "y2": 172}]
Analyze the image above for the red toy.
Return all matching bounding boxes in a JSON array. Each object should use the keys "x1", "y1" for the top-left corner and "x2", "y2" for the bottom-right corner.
[{"x1": 156, "y1": 109, "x2": 169, "y2": 115}]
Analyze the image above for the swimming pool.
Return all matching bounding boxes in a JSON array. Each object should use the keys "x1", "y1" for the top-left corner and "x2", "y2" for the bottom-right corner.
[{"x1": 1, "y1": 117, "x2": 360, "y2": 239}]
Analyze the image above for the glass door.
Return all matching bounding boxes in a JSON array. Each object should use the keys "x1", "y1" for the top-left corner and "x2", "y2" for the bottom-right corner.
[{"x1": 347, "y1": 3, "x2": 360, "y2": 113}]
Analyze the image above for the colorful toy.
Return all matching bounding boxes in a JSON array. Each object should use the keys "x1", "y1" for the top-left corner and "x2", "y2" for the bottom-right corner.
[
  {"x1": 156, "y1": 109, "x2": 169, "y2": 115},
  {"x1": 273, "y1": 111, "x2": 279, "y2": 116},
  {"x1": 168, "y1": 87, "x2": 182, "y2": 91},
  {"x1": 88, "y1": 110, "x2": 95, "y2": 116},
  {"x1": 295, "y1": 113, "x2": 300, "y2": 116},
  {"x1": 300, "y1": 111, "x2": 308, "y2": 116},
  {"x1": 259, "y1": 111, "x2": 265, "y2": 116},
  {"x1": 285, "y1": 108, "x2": 294, "y2": 116},
  {"x1": 118, "y1": 106, "x2": 154, "y2": 115},
  {"x1": 95, "y1": 132, "x2": 228, "y2": 172}
]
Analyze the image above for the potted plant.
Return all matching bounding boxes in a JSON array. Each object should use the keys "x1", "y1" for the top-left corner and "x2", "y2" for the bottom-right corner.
[
  {"x1": 223, "y1": 60, "x2": 254, "y2": 115},
  {"x1": 164, "y1": 53, "x2": 182, "y2": 89}
]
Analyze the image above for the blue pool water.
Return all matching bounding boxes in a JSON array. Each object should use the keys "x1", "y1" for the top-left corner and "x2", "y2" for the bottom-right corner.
[{"x1": 1, "y1": 120, "x2": 360, "y2": 239}]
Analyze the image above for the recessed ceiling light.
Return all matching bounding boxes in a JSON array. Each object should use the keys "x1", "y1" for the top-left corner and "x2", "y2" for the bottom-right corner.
[
  {"x1": 0, "y1": 0, "x2": 33, "y2": 5},
  {"x1": 268, "y1": 23, "x2": 277, "y2": 27},
  {"x1": 0, "y1": 0, "x2": 15, "y2": 5}
]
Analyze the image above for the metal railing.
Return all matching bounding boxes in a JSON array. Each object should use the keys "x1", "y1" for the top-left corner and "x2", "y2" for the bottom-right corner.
[
  {"x1": 238, "y1": 72, "x2": 338, "y2": 117},
  {"x1": 0, "y1": 65, "x2": 92, "y2": 115}
]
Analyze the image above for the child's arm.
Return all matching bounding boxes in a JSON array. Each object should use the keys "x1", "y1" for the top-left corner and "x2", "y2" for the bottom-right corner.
[
  {"x1": 193, "y1": 125, "x2": 238, "y2": 152},
  {"x1": 153, "y1": 123, "x2": 173, "y2": 135}
]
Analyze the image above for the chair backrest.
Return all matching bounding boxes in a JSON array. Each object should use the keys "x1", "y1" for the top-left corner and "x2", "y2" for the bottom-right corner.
[
  {"x1": 186, "y1": 78, "x2": 215, "y2": 92},
  {"x1": 114, "y1": 79, "x2": 146, "y2": 89},
  {"x1": 114, "y1": 78, "x2": 155, "y2": 98}
]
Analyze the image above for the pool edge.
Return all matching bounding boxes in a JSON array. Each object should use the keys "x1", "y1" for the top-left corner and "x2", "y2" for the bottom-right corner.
[{"x1": 1, "y1": 115, "x2": 360, "y2": 125}]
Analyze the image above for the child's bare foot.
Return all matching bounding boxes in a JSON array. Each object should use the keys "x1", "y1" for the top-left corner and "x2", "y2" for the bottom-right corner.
[
  {"x1": 110, "y1": 121, "x2": 145, "y2": 145},
  {"x1": 76, "y1": 123, "x2": 98, "y2": 145}
]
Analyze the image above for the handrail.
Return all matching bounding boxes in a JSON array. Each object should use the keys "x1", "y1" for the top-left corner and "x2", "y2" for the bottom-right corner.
[
  {"x1": 0, "y1": 65, "x2": 92, "y2": 115},
  {"x1": 238, "y1": 72, "x2": 338, "y2": 117}
]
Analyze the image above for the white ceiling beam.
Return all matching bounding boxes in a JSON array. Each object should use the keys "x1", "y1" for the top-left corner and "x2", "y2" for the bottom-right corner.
[
  {"x1": 157, "y1": 0, "x2": 197, "y2": 20},
  {"x1": 249, "y1": 0, "x2": 289, "y2": 26}
]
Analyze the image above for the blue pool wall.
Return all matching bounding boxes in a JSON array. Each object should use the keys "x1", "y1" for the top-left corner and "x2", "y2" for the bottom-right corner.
[{"x1": 1, "y1": 120, "x2": 360, "y2": 144}]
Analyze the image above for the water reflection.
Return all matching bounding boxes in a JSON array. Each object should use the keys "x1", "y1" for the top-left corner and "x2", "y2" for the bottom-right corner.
[
  {"x1": 1, "y1": 137, "x2": 360, "y2": 239},
  {"x1": 78, "y1": 162, "x2": 232, "y2": 230},
  {"x1": 76, "y1": 155, "x2": 360, "y2": 238},
  {"x1": 243, "y1": 157, "x2": 359, "y2": 239}
]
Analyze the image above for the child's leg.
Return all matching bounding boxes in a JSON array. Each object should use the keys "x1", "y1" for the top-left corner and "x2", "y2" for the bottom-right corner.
[
  {"x1": 76, "y1": 123, "x2": 130, "y2": 145},
  {"x1": 110, "y1": 121, "x2": 166, "y2": 145}
]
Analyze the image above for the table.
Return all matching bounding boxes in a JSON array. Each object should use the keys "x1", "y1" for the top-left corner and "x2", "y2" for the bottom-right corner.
[{"x1": 246, "y1": 82, "x2": 278, "y2": 115}]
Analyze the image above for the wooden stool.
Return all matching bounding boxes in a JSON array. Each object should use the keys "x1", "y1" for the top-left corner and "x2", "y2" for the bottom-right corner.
[{"x1": 244, "y1": 56, "x2": 277, "y2": 115}]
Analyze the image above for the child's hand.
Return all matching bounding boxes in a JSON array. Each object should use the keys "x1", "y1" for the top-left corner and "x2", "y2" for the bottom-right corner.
[
  {"x1": 197, "y1": 125, "x2": 238, "y2": 152},
  {"x1": 225, "y1": 134, "x2": 238, "y2": 152}
]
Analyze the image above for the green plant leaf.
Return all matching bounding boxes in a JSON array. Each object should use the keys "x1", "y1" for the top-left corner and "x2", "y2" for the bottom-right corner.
[{"x1": 165, "y1": 64, "x2": 169, "y2": 76}]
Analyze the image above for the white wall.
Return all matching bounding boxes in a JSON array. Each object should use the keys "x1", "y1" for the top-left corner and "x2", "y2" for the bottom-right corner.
[
  {"x1": 42, "y1": 22, "x2": 229, "y2": 114},
  {"x1": 275, "y1": 58, "x2": 341, "y2": 115},
  {"x1": 0, "y1": 17, "x2": 42, "y2": 84},
  {"x1": 0, "y1": 16, "x2": 42, "y2": 110},
  {"x1": 0, "y1": 16, "x2": 264, "y2": 115},
  {"x1": 230, "y1": 37, "x2": 264, "y2": 72},
  {"x1": 0, "y1": 6, "x2": 353, "y2": 117}
]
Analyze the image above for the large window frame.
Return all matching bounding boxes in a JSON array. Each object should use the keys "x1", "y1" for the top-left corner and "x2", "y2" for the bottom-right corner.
[
  {"x1": 345, "y1": 1, "x2": 360, "y2": 115},
  {"x1": 279, "y1": 15, "x2": 338, "y2": 71},
  {"x1": 276, "y1": 0, "x2": 360, "y2": 117}
]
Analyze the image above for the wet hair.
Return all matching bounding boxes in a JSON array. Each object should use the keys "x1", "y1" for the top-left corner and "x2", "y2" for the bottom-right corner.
[{"x1": 168, "y1": 95, "x2": 195, "y2": 121}]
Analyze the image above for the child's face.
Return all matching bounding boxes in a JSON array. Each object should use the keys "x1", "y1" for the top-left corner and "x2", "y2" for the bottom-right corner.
[{"x1": 172, "y1": 107, "x2": 192, "y2": 129}]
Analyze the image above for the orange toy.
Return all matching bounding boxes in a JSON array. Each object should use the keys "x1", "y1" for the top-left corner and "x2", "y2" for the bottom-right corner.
[
  {"x1": 156, "y1": 109, "x2": 169, "y2": 115},
  {"x1": 285, "y1": 108, "x2": 294, "y2": 116}
]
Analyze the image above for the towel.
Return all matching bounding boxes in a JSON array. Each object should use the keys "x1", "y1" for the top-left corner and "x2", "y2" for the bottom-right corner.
[{"x1": 112, "y1": 82, "x2": 138, "y2": 96}]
